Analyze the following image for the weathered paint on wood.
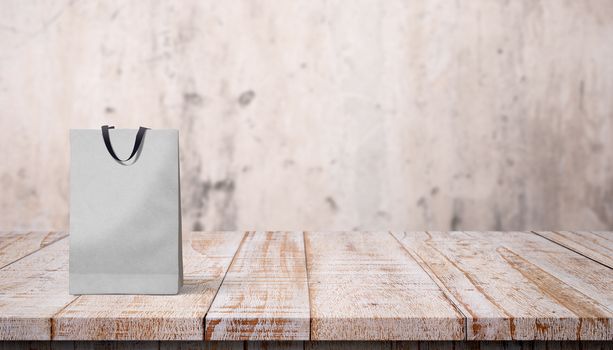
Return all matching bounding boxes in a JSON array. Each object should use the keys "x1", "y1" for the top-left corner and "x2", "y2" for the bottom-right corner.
[
  {"x1": 533, "y1": 231, "x2": 613, "y2": 268},
  {"x1": 52, "y1": 232, "x2": 245, "y2": 341},
  {"x1": 305, "y1": 231, "x2": 466, "y2": 340},
  {"x1": 0, "y1": 238, "x2": 76, "y2": 340},
  {"x1": 1, "y1": 231, "x2": 613, "y2": 341},
  {"x1": 205, "y1": 232, "x2": 310, "y2": 341},
  {"x1": 392, "y1": 231, "x2": 613, "y2": 341},
  {"x1": 0, "y1": 231, "x2": 67, "y2": 269}
]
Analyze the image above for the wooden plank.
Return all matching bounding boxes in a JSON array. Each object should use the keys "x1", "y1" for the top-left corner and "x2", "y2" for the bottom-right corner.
[
  {"x1": 320, "y1": 342, "x2": 613, "y2": 350},
  {"x1": 159, "y1": 341, "x2": 245, "y2": 350},
  {"x1": 205, "y1": 231, "x2": 310, "y2": 341},
  {"x1": 307, "y1": 342, "x2": 393, "y2": 350},
  {"x1": 247, "y1": 342, "x2": 304, "y2": 350},
  {"x1": 533, "y1": 231, "x2": 613, "y2": 268},
  {"x1": 0, "y1": 341, "x2": 243, "y2": 350},
  {"x1": 0, "y1": 341, "x2": 78, "y2": 350},
  {"x1": 307, "y1": 341, "x2": 582, "y2": 350},
  {"x1": 0, "y1": 342, "x2": 612, "y2": 350},
  {"x1": 532, "y1": 342, "x2": 613, "y2": 350},
  {"x1": 392, "y1": 342, "x2": 468, "y2": 350},
  {"x1": 160, "y1": 342, "x2": 243, "y2": 350},
  {"x1": 395, "y1": 342, "x2": 535, "y2": 350},
  {"x1": 305, "y1": 231, "x2": 466, "y2": 341},
  {"x1": 72, "y1": 342, "x2": 158, "y2": 350},
  {"x1": 52, "y1": 232, "x2": 245, "y2": 341},
  {"x1": 0, "y1": 231, "x2": 67, "y2": 269},
  {"x1": 393, "y1": 231, "x2": 613, "y2": 341},
  {"x1": 0, "y1": 238, "x2": 76, "y2": 340}
]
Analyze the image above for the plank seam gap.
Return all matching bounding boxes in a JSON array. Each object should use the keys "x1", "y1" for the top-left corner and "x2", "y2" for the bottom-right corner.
[
  {"x1": 530, "y1": 231, "x2": 612, "y2": 270},
  {"x1": 0, "y1": 234, "x2": 68, "y2": 271},
  {"x1": 42, "y1": 231, "x2": 68, "y2": 247},
  {"x1": 202, "y1": 230, "x2": 249, "y2": 340},
  {"x1": 302, "y1": 231, "x2": 312, "y2": 342},
  {"x1": 389, "y1": 231, "x2": 470, "y2": 340},
  {"x1": 49, "y1": 293, "x2": 80, "y2": 340}
]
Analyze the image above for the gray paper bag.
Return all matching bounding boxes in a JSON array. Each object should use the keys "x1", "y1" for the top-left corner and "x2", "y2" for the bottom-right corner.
[{"x1": 69, "y1": 126, "x2": 183, "y2": 295}]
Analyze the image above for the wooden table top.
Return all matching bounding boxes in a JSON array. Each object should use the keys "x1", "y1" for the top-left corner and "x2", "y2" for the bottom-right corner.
[{"x1": 0, "y1": 231, "x2": 610, "y2": 342}]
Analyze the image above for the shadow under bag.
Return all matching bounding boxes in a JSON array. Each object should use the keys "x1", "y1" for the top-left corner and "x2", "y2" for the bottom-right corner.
[{"x1": 69, "y1": 126, "x2": 183, "y2": 294}]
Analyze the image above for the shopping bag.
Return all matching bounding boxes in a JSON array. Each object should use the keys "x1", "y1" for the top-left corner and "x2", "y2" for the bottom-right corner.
[{"x1": 69, "y1": 125, "x2": 183, "y2": 294}]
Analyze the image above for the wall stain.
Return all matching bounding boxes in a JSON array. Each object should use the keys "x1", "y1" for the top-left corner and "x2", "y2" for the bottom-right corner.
[
  {"x1": 325, "y1": 196, "x2": 338, "y2": 212},
  {"x1": 238, "y1": 90, "x2": 255, "y2": 107},
  {"x1": 192, "y1": 221, "x2": 203, "y2": 231},
  {"x1": 430, "y1": 186, "x2": 439, "y2": 196},
  {"x1": 189, "y1": 178, "x2": 236, "y2": 231},
  {"x1": 183, "y1": 92, "x2": 205, "y2": 107},
  {"x1": 417, "y1": 196, "x2": 432, "y2": 227},
  {"x1": 451, "y1": 199, "x2": 464, "y2": 231},
  {"x1": 493, "y1": 208, "x2": 503, "y2": 231},
  {"x1": 376, "y1": 210, "x2": 389, "y2": 219}
]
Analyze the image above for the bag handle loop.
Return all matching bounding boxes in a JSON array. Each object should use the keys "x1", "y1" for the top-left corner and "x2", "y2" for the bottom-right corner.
[{"x1": 101, "y1": 125, "x2": 148, "y2": 163}]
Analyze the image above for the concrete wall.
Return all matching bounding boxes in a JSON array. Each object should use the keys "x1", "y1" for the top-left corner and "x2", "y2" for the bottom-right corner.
[{"x1": 1, "y1": 0, "x2": 612, "y2": 231}]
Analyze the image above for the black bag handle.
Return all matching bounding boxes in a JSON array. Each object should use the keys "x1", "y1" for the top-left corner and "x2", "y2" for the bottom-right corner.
[{"x1": 101, "y1": 125, "x2": 148, "y2": 163}]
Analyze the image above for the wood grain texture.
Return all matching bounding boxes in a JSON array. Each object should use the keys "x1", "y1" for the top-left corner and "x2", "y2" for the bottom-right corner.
[
  {"x1": 306, "y1": 342, "x2": 393, "y2": 350},
  {"x1": 0, "y1": 342, "x2": 59, "y2": 350},
  {"x1": 393, "y1": 231, "x2": 613, "y2": 341},
  {"x1": 0, "y1": 238, "x2": 76, "y2": 340},
  {"x1": 305, "y1": 231, "x2": 465, "y2": 341},
  {"x1": 533, "y1": 231, "x2": 613, "y2": 268},
  {"x1": 392, "y1": 342, "x2": 470, "y2": 350},
  {"x1": 0, "y1": 231, "x2": 67, "y2": 268},
  {"x1": 307, "y1": 341, "x2": 613, "y2": 350},
  {"x1": 1, "y1": 231, "x2": 612, "y2": 342},
  {"x1": 0, "y1": 342, "x2": 161, "y2": 350},
  {"x1": 160, "y1": 341, "x2": 243, "y2": 350},
  {"x1": 247, "y1": 342, "x2": 304, "y2": 350},
  {"x1": 1, "y1": 343, "x2": 612, "y2": 350},
  {"x1": 72, "y1": 342, "x2": 158, "y2": 350},
  {"x1": 205, "y1": 232, "x2": 309, "y2": 341},
  {"x1": 52, "y1": 232, "x2": 245, "y2": 341}
]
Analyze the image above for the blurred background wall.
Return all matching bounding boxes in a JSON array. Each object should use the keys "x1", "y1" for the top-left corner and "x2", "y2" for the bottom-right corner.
[{"x1": 1, "y1": 0, "x2": 612, "y2": 232}]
